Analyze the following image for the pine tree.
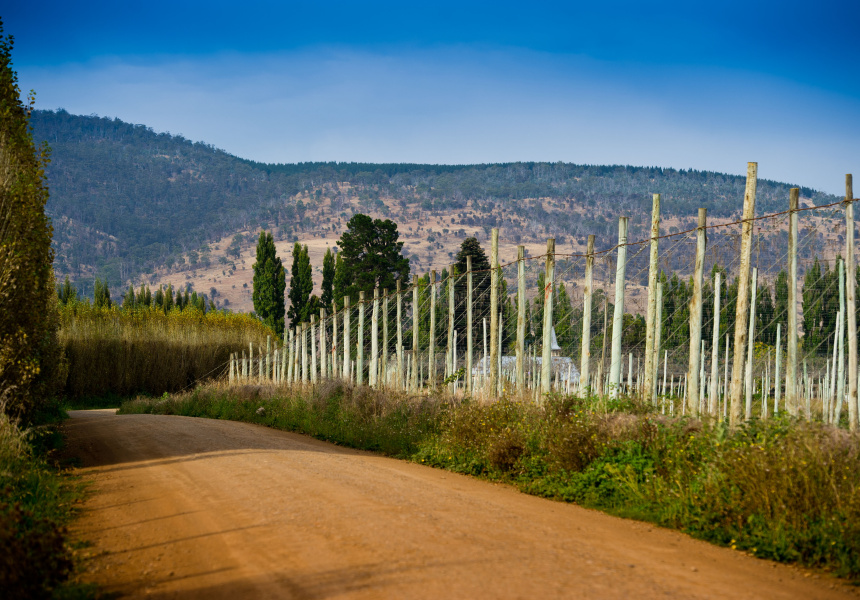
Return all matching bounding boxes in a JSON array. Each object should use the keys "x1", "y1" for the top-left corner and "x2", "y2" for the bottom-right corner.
[
  {"x1": 94, "y1": 278, "x2": 112, "y2": 308},
  {"x1": 253, "y1": 231, "x2": 287, "y2": 337},
  {"x1": 57, "y1": 276, "x2": 78, "y2": 305},
  {"x1": 164, "y1": 284, "x2": 174, "y2": 312},
  {"x1": 321, "y1": 247, "x2": 336, "y2": 309},
  {"x1": 122, "y1": 284, "x2": 136, "y2": 308},
  {"x1": 336, "y1": 213, "x2": 410, "y2": 302},
  {"x1": 286, "y1": 242, "x2": 312, "y2": 329},
  {"x1": 454, "y1": 237, "x2": 491, "y2": 350}
]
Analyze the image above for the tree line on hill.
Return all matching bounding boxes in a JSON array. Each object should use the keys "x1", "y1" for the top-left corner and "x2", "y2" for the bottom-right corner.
[{"x1": 31, "y1": 108, "x2": 839, "y2": 292}]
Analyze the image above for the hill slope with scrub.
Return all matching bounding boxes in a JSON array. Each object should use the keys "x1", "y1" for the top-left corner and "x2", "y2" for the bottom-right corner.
[{"x1": 31, "y1": 109, "x2": 840, "y2": 311}]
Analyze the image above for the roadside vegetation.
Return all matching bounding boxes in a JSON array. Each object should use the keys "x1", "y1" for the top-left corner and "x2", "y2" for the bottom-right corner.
[
  {"x1": 122, "y1": 382, "x2": 860, "y2": 580},
  {"x1": 59, "y1": 302, "x2": 271, "y2": 401}
]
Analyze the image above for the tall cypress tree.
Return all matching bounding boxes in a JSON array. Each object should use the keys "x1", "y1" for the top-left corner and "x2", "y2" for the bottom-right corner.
[
  {"x1": 321, "y1": 247, "x2": 336, "y2": 310},
  {"x1": 332, "y1": 252, "x2": 347, "y2": 309},
  {"x1": 253, "y1": 231, "x2": 286, "y2": 337},
  {"x1": 286, "y1": 242, "x2": 312, "y2": 329}
]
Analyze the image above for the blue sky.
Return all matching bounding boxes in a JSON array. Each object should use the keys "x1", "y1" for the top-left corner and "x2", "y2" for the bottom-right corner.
[{"x1": 5, "y1": 1, "x2": 859, "y2": 195}]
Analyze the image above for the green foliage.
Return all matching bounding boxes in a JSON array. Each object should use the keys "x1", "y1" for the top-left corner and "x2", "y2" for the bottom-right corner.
[
  {"x1": 93, "y1": 278, "x2": 111, "y2": 309},
  {"x1": 336, "y1": 213, "x2": 410, "y2": 303},
  {"x1": 286, "y1": 242, "x2": 312, "y2": 328},
  {"x1": 57, "y1": 277, "x2": 78, "y2": 306},
  {"x1": 321, "y1": 247, "x2": 336, "y2": 310},
  {"x1": 253, "y1": 231, "x2": 286, "y2": 337},
  {"x1": 59, "y1": 303, "x2": 270, "y2": 398},
  {"x1": 0, "y1": 406, "x2": 83, "y2": 599},
  {"x1": 0, "y1": 21, "x2": 65, "y2": 421},
  {"x1": 126, "y1": 383, "x2": 860, "y2": 580}
]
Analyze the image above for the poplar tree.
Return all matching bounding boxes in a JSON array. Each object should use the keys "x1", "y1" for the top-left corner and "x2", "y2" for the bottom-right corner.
[
  {"x1": 253, "y1": 231, "x2": 286, "y2": 337},
  {"x1": 321, "y1": 247, "x2": 336, "y2": 309},
  {"x1": 0, "y1": 20, "x2": 64, "y2": 417},
  {"x1": 94, "y1": 278, "x2": 112, "y2": 308},
  {"x1": 286, "y1": 242, "x2": 312, "y2": 329}
]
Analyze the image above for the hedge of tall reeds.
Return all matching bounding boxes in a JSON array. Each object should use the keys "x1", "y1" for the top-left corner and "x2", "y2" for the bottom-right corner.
[
  {"x1": 122, "y1": 384, "x2": 860, "y2": 580},
  {"x1": 59, "y1": 303, "x2": 272, "y2": 399}
]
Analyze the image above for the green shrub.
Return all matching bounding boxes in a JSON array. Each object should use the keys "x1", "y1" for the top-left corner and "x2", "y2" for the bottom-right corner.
[{"x1": 0, "y1": 406, "x2": 82, "y2": 598}]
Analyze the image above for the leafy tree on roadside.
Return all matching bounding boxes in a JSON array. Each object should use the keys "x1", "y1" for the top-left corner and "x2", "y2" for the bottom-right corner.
[
  {"x1": 253, "y1": 231, "x2": 286, "y2": 337},
  {"x1": 286, "y1": 242, "x2": 312, "y2": 329},
  {"x1": 0, "y1": 20, "x2": 66, "y2": 418}
]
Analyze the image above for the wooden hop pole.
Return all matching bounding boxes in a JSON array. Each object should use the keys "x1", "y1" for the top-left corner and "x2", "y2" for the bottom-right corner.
[
  {"x1": 489, "y1": 228, "x2": 500, "y2": 397},
  {"x1": 358, "y1": 291, "x2": 366, "y2": 386},
  {"x1": 609, "y1": 217, "x2": 628, "y2": 398},
  {"x1": 320, "y1": 308, "x2": 327, "y2": 379},
  {"x1": 429, "y1": 271, "x2": 437, "y2": 389},
  {"x1": 687, "y1": 208, "x2": 707, "y2": 416},
  {"x1": 730, "y1": 162, "x2": 758, "y2": 428},
  {"x1": 343, "y1": 296, "x2": 351, "y2": 382},
  {"x1": 643, "y1": 194, "x2": 661, "y2": 403},
  {"x1": 541, "y1": 238, "x2": 556, "y2": 397},
  {"x1": 652, "y1": 281, "x2": 664, "y2": 400},
  {"x1": 837, "y1": 259, "x2": 846, "y2": 422},
  {"x1": 396, "y1": 281, "x2": 404, "y2": 389},
  {"x1": 745, "y1": 268, "x2": 758, "y2": 420},
  {"x1": 370, "y1": 288, "x2": 379, "y2": 387},
  {"x1": 580, "y1": 235, "x2": 595, "y2": 393},
  {"x1": 382, "y1": 290, "x2": 389, "y2": 387},
  {"x1": 709, "y1": 271, "x2": 721, "y2": 415},
  {"x1": 447, "y1": 265, "x2": 455, "y2": 389},
  {"x1": 310, "y1": 316, "x2": 317, "y2": 384},
  {"x1": 786, "y1": 188, "x2": 799, "y2": 416},
  {"x1": 411, "y1": 274, "x2": 419, "y2": 391},
  {"x1": 466, "y1": 256, "x2": 474, "y2": 393},
  {"x1": 845, "y1": 174, "x2": 857, "y2": 430},
  {"x1": 516, "y1": 247, "x2": 526, "y2": 393}
]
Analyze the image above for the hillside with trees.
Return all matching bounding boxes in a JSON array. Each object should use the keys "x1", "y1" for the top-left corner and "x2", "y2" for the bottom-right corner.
[{"x1": 31, "y1": 109, "x2": 840, "y2": 301}]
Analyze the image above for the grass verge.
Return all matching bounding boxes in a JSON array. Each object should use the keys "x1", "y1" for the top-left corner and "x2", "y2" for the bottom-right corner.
[
  {"x1": 1, "y1": 400, "x2": 96, "y2": 599},
  {"x1": 120, "y1": 382, "x2": 860, "y2": 580}
]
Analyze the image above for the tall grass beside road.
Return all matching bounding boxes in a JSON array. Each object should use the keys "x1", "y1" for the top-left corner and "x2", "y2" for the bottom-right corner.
[
  {"x1": 122, "y1": 384, "x2": 860, "y2": 580},
  {"x1": 0, "y1": 403, "x2": 90, "y2": 599},
  {"x1": 59, "y1": 304, "x2": 271, "y2": 399}
]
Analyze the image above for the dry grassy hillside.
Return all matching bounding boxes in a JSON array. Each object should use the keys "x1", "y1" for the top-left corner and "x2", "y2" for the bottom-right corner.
[{"x1": 139, "y1": 182, "x2": 838, "y2": 316}]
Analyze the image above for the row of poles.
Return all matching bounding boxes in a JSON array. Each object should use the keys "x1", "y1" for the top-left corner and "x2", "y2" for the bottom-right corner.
[{"x1": 228, "y1": 164, "x2": 857, "y2": 430}]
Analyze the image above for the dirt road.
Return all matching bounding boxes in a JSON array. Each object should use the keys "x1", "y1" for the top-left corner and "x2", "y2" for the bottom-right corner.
[{"x1": 66, "y1": 410, "x2": 854, "y2": 599}]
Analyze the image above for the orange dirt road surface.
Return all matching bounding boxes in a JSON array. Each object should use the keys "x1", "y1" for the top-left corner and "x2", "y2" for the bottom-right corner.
[{"x1": 66, "y1": 409, "x2": 855, "y2": 599}]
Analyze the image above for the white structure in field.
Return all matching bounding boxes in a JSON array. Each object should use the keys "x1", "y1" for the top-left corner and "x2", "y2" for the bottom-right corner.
[{"x1": 471, "y1": 326, "x2": 579, "y2": 382}]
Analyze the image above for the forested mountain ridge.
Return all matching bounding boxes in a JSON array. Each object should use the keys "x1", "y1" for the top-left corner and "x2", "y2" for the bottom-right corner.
[{"x1": 32, "y1": 108, "x2": 839, "y2": 305}]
